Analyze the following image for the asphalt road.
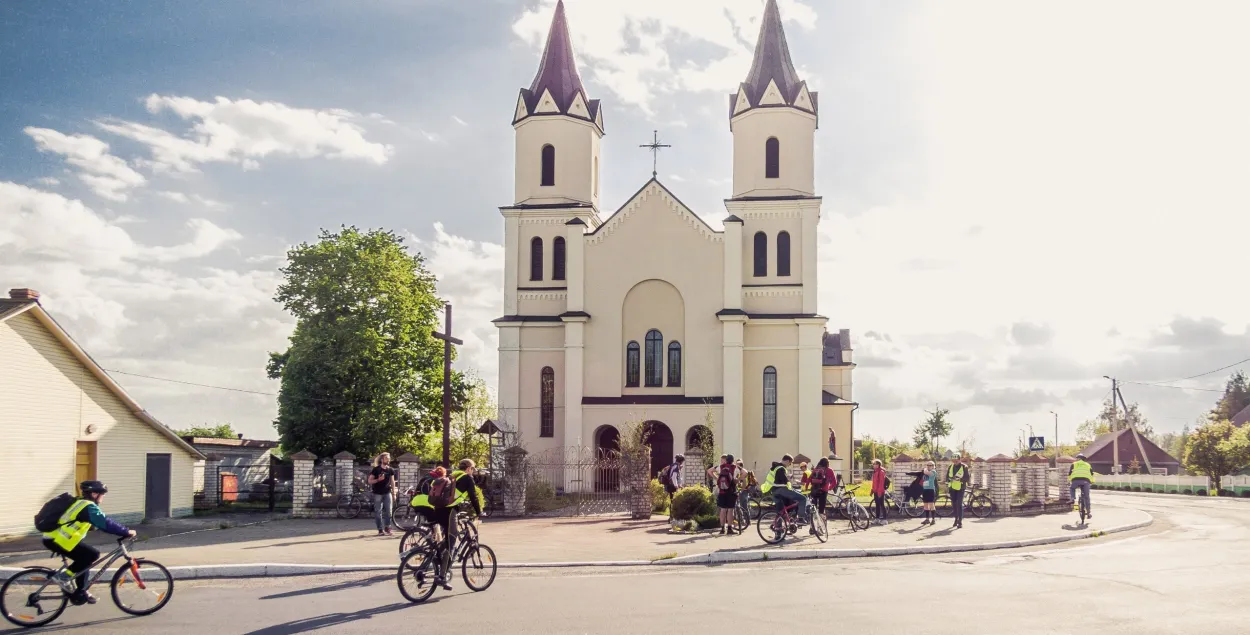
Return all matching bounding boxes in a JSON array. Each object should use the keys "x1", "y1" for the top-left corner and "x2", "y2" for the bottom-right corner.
[{"x1": 5, "y1": 493, "x2": 1248, "y2": 635}]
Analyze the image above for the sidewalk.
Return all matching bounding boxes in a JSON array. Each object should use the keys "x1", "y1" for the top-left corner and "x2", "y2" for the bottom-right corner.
[{"x1": 0, "y1": 503, "x2": 1149, "y2": 570}]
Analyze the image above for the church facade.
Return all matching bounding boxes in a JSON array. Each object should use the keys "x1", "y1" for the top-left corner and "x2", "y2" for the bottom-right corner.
[{"x1": 494, "y1": 0, "x2": 856, "y2": 481}]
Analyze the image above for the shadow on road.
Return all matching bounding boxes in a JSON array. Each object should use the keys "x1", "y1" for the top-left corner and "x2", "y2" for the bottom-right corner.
[
  {"x1": 260, "y1": 574, "x2": 391, "y2": 600},
  {"x1": 244, "y1": 603, "x2": 416, "y2": 634},
  {"x1": 243, "y1": 534, "x2": 377, "y2": 550},
  {"x1": 0, "y1": 615, "x2": 134, "y2": 634}
]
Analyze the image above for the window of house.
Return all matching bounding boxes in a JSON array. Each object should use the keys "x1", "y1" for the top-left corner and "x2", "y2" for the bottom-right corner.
[
  {"x1": 530, "y1": 237, "x2": 543, "y2": 281},
  {"x1": 765, "y1": 137, "x2": 780, "y2": 179},
  {"x1": 644, "y1": 330, "x2": 663, "y2": 387},
  {"x1": 540, "y1": 367, "x2": 555, "y2": 437},
  {"x1": 625, "y1": 341, "x2": 640, "y2": 387},
  {"x1": 667, "y1": 342, "x2": 682, "y2": 387},
  {"x1": 553, "y1": 236, "x2": 566, "y2": 281},
  {"x1": 753, "y1": 231, "x2": 767, "y2": 277},
  {"x1": 541, "y1": 145, "x2": 556, "y2": 186},
  {"x1": 763, "y1": 366, "x2": 777, "y2": 438},
  {"x1": 777, "y1": 231, "x2": 791, "y2": 277}
]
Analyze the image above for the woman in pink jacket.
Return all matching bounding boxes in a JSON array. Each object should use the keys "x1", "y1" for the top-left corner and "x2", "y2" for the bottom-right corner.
[{"x1": 870, "y1": 459, "x2": 888, "y2": 526}]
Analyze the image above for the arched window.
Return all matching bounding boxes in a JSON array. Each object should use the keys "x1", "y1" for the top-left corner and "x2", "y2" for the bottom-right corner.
[
  {"x1": 625, "y1": 341, "x2": 640, "y2": 387},
  {"x1": 644, "y1": 329, "x2": 663, "y2": 387},
  {"x1": 553, "y1": 236, "x2": 566, "y2": 281},
  {"x1": 753, "y1": 231, "x2": 767, "y2": 277},
  {"x1": 540, "y1": 367, "x2": 555, "y2": 437},
  {"x1": 541, "y1": 145, "x2": 556, "y2": 186},
  {"x1": 777, "y1": 231, "x2": 791, "y2": 277},
  {"x1": 530, "y1": 237, "x2": 543, "y2": 281},
  {"x1": 765, "y1": 137, "x2": 780, "y2": 179},
  {"x1": 762, "y1": 366, "x2": 777, "y2": 438},
  {"x1": 667, "y1": 342, "x2": 682, "y2": 387}
]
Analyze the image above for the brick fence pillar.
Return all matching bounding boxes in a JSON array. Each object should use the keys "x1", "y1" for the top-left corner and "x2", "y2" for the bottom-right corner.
[
  {"x1": 395, "y1": 453, "x2": 422, "y2": 504},
  {"x1": 627, "y1": 447, "x2": 653, "y2": 520},
  {"x1": 289, "y1": 450, "x2": 317, "y2": 519},
  {"x1": 987, "y1": 454, "x2": 1014, "y2": 512},
  {"x1": 1057, "y1": 457, "x2": 1075, "y2": 503},
  {"x1": 1030, "y1": 460, "x2": 1049, "y2": 502},
  {"x1": 333, "y1": 451, "x2": 357, "y2": 503},
  {"x1": 200, "y1": 453, "x2": 222, "y2": 508},
  {"x1": 973, "y1": 458, "x2": 987, "y2": 489},
  {"x1": 502, "y1": 447, "x2": 529, "y2": 517}
]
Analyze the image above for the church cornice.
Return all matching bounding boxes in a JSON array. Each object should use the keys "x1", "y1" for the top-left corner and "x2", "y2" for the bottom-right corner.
[
  {"x1": 587, "y1": 179, "x2": 722, "y2": 245},
  {"x1": 583, "y1": 395, "x2": 724, "y2": 405}
]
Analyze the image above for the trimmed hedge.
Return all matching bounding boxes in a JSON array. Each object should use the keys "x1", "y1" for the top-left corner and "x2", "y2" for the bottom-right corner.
[{"x1": 671, "y1": 485, "x2": 716, "y2": 521}]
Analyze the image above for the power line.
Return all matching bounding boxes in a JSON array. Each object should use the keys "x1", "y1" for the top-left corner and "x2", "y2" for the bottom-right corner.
[
  {"x1": 1119, "y1": 380, "x2": 1224, "y2": 393},
  {"x1": 1169, "y1": 356, "x2": 1250, "y2": 382}
]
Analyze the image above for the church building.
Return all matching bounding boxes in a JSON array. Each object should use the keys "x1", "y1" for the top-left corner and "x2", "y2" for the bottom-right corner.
[{"x1": 494, "y1": 0, "x2": 857, "y2": 482}]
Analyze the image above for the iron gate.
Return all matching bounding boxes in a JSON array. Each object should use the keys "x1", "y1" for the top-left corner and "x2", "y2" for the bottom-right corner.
[
  {"x1": 215, "y1": 455, "x2": 294, "y2": 512},
  {"x1": 525, "y1": 447, "x2": 630, "y2": 516}
]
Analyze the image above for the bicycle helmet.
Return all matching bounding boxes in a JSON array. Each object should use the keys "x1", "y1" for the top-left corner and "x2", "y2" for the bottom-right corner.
[
  {"x1": 1075, "y1": 453, "x2": 1087, "y2": 460},
  {"x1": 80, "y1": 480, "x2": 108, "y2": 495}
]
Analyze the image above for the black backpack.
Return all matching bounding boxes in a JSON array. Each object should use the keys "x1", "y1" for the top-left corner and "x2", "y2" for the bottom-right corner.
[
  {"x1": 809, "y1": 469, "x2": 829, "y2": 492},
  {"x1": 34, "y1": 493, "x2": 77, "y2": 533},
  {"x1": 716, "y1": 464, "x2": 737, "y2": 494}
]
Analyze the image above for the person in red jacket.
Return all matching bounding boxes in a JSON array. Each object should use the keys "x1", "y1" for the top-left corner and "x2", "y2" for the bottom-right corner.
[{"x1": 870, "y1": 459, "x2": 889, "y2": 526}]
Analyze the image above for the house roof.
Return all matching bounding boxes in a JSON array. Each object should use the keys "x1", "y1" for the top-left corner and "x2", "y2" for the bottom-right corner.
[
  {"x1": 822, "y1": 330, "x2": 852, "y2": 366},
  {"x1": 182, "y1": 436, "x2": 279, "y2": 449},
  {"x1": 1081, "y1": 428, "x2": 1179, "y2": 466},
  {"x1": 1, "y1": 297, "x2": 205, "y2": 461},
  {"x1": 1232, "y1": 403, "x2": 1250, "y2": 427}
]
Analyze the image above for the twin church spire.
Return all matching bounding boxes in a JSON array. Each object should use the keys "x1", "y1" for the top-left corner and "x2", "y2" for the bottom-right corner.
[{"x1": 513, "y1": 0, "x2": 603, "y2": 133}]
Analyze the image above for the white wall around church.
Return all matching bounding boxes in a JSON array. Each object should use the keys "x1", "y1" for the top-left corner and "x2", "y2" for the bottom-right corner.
[
  {"x1": 731, "y1": 108, "x2": 816, "y2": 198},
  {"x1": 514, "y1": 116, "x2": 601, "y2": 207}
]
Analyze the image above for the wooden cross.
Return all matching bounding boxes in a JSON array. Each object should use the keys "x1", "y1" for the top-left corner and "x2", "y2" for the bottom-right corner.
[
  {"x1": 638, "y1": 129, "x2": 671, "y2": 178},
  {"x1": 432, "y1": 303, "x2": 463, "y2": 466}
]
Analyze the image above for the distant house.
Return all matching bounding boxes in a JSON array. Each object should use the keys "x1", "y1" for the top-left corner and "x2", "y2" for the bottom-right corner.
[
  {"x1": 181, "y1": 436, "x2": 280, "y2": 502},
  {"x1": 1232, "y1": 404, "x2": 1250, "y2": 427},
  {"x1": 1079, "y1": 427, "x2": 1181, "y2": 475},
  {"x1": 0, "y1": 289, "x2": 204, "y2": 538}
]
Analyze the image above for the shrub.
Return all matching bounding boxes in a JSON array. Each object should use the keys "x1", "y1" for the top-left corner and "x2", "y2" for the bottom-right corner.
[
  {"x1": 650, "y1": 479, "x2": 669, "y2": 513},
  {"x1": 670, "y1": 485, "x2": 715, "y2": 520},
  {"x1": 527, "y1": 480, "x2": 555, "y2": 501},
  {"x1": 694, "y1": 513, "x2": 721, "y2": 530}
]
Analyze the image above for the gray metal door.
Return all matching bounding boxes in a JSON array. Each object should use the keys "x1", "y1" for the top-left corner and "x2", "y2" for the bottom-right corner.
[{"x1": 145, "y1": 454, "x2": 172, "y2": 518}]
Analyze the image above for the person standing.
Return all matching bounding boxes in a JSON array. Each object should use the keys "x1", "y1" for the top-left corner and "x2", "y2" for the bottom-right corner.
[
  {"x1": 661, "y1": 454, "x2": 686, "y2": 506},
  {"x1": 808, "y1": 458, "x2": 836, "y2": 517},
  {"x1": 920, "y1": 461, "x2": 939, "y2": 525},
  {"x1": 713, "y1": 455, "x2": 740, "y2": 534},
  {"x1": 368, "y1": 452, "x2": 397, "y2": 536},
  {"x1": 946, "y1": 457, "x2": 971, "y2": 529},
  {"x1": 870, "y1": 459, "x2": 889, "y2": 525}
]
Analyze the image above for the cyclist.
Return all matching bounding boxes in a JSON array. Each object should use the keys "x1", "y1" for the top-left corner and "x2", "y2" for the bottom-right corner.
[
  {"x1": 43, "y1": 481, "x2": 136, "y2": 605},
  {"x1": 760, "y1": 454, "x2": 809, "y2": 525},
  {"x1": 1069, "y1": 453, "x2": 1095, "y2": 519},
  {"x1": 432, "y1": 459, "x2": 483, "y2": 590},
  {"x1": 408, "y1": 466, "x2": 440, "y2": 530}
]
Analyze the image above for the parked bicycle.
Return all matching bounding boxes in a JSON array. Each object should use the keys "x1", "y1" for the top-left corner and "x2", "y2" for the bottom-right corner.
[
  {"x1": 397, "y1": 512, "x2": 497, "y2": 603},
  {"x1": 1, "y1": 538, "x2": 172, "y2": 628},
  {"x1": 757, "y1": 497, "x2": 827, "y2": 544},
  {"x1": 883, "y1": 490, "x2": 925, "y2": 519},
  {"x1": 934, "y1": 486, "x2": 994, "y2": 519},
  {"x1": 831, "y1": 484, "x2": 872, "y2": 531},
  {"x1": 338, "y1": 481, "x2": 420, "y2": 529}
]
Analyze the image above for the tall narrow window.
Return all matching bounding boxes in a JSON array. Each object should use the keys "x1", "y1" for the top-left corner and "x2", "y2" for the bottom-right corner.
[
  {"x1": 553, "y1": 236, "x2": 566, "y2": 281},
  {"x1": 777, "y1": 231, "x2": 791, "y2": 277},
  {"x1": 541, "y1": 145, "x2": 556, "y2": 186},
  {"x1": 667, "y1": 342, "x2": 682, "y2": 387},
  {"x1": 625, "y1": 342, "x2": 640, "y2": 387},
  {"x1": 644, "y1": 329, "x2": 663, "y2": 387},
  {"x1": 540, "y1": 367, "x2": 555, "y2": 437},
  {"x1": 530, "y1": 237, "x2": 544, "y2": 281},
  {"x1": 765, "y1": 137, "x2": 780, "y2": 179},
  {"x1": 753, "y1": 231, "x2": 768, "y2": 277},
  {"x1": 763, "y1": 366, "x2": 777, "y2": 438}
]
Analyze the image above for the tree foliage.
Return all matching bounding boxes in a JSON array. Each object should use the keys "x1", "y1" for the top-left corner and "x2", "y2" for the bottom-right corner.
[
  {"x1": 912, "y1": 407, "x2": 954, "y2": 461},
  {"x1": 1211, "y1": 370, "x2": 1250, "y2": 422},
  {"x1": 416, "y1": 373, "x2": 493, "y2": 468},
  {"x1": 267, "y1": 226, "x2": 465, "y2": 458},
  {"x1": 1183, "y1": 419, "x2": 1250, "y2": 493},
  {"x1": 177, "y1": 423, "x2": 239, "y2": 439},
  {"x1": 1077, "y1": 396, "x2": 1153, "y2": 444},
  {"x1": 855, "y1": 435, "x2": 918, "y2": 468}
]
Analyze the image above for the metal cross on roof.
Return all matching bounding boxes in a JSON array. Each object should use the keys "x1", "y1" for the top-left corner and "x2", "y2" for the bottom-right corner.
[{"x1": 638, "y1": 129, "x2": 671, "y2": 178}]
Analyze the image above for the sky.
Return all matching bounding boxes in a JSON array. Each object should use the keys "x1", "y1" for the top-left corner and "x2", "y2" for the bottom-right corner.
[{"x1": 2, "y1": 0, "x2": 1248, "y2": 456}]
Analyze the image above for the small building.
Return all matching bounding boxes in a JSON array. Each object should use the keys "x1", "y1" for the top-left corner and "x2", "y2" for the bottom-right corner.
[
  {"x1": 1079, "y1": 428, "x2": 1180, "y2": 475},
  {"x1": 0, "y1": 289, "x2": 204, "y2": 538},
  {"x1": 181, "y1": 436, "x2": 280, "y2": 501}
]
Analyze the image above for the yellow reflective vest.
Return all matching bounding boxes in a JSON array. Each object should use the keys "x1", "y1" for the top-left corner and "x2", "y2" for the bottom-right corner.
[
  {"x1": 450, "y1": 470, "x2": 470, "y2": 506},
  {"x1": 42, "y1": 499, "x2": 94, "y2": 551},
  {"x1": 947, "y1": 464, "x2": 966, "y2": 491},
  {"x1": 760, "y1": 466, "x2": 791, "y2": 494},
  {"x1": 1069, "y1": 460, "x2": 1095, "y2": 482}
]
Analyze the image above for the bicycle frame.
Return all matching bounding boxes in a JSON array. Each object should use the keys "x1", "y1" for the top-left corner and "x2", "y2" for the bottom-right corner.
[{"x1": 36, "y1": 540, "x2": 140, "y2": 596}]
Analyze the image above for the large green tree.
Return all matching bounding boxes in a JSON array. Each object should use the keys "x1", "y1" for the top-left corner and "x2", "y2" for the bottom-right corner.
[
  {"x1": 1184, "y1": 419, "x2": 1250, "y2": 493},
  {"x1": 177, "y1": 423, "x2": 239, "y2": 439},
  {"x1": 267, "y1": 226, "x2": 464, "y2": 458},
  {"x1": 913, "y1": 407, "x2": 954, "y2": 460},
  {"x1": 1211, "y1": 370, "x2": 1250, "y2": 422}
]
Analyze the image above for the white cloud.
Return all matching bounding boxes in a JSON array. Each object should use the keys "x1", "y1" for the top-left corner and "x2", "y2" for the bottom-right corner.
[
  {"x1": 452, "y1": 116, "x2": 469, "y2": 127},
  {"x1": 156, "y1": 191, "x2": 189, "y2": 203},
  {"x1": 34, "y1": 177, "x2": 60, "y2": 186},
  {"x1": 24, "y1": 127, "x2": 146, "y2": 201},
  {"x1": 95, "y1": 94, "x2": 393, "y2": 173},
  {"x1": 512, "y1": 0, "x2": 817, "y2": 112}
]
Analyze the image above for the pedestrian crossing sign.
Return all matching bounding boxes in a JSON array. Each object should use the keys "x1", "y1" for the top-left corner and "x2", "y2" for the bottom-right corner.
[{"x1": 1028, "y1": 436, "x2": 1045, "y2": 452}]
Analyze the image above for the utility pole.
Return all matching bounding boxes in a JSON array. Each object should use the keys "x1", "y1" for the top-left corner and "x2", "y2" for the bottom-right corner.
[
  {"x1": 1050, "y1": 411, "x2": 1059, "y2": 467},
  {"x1": 1104, "y1": 375, "x2": 1119, "y2": 473}
]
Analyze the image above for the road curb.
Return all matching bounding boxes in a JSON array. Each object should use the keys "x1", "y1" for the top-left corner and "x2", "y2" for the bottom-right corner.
[{"x1": 0, "y1": 515, "x2": 1152, "y2": 580}]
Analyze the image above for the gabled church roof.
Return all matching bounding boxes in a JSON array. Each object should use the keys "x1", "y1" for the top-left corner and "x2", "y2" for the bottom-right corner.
[
  {"x1": 514, "y1": 0, "x2": 602, "y2": 132},
  {"x1": 586, "y1": 178, "x2": 721, "y2": 242},
  {"x1": 730, "y1": 0, "x2": 818, "y2": 121}
]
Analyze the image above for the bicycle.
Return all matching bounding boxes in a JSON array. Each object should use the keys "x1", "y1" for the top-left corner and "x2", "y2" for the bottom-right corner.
[
  {"x1": 1074, "y1": 485, "x2": 1090, "y2": 526},
  {"x1": 1, "y1": 538, "x2": 172, "y2": 628},
  {"x1": 934, "y1": 486, "x2": 994, "y2": 520},
  {"x1": 832, "y1": 485, "x2": 872, "y2": 531},
  {"x1": 883, "y1": 491, "x2": 925, "y2": 519},
  {"x1": 757, "y1": 496, "x2": 826, "y2": 545},
  {"x1": 397, "y1": 512, "x2": 497, "y2": 603}
]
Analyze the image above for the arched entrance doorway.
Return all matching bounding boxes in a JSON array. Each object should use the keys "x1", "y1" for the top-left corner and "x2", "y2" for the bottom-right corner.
[
  {"x1": 643, "y1": 421, "x2": 674, "y2": 479},
  {"x1": 595, "y1": 425, "x2": 620, "y2": 457},
  {"x1": 593, "y1": 425, "x2": 621, "y2": 492}
]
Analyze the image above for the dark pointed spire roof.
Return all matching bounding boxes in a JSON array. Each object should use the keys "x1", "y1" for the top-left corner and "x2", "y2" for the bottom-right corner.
[
  {"x1": 730, "y1": 0, "x2": 816, "y2": 121},
  {"x1": 514, "y1": 1, "x2": 602, "y2": 131}
]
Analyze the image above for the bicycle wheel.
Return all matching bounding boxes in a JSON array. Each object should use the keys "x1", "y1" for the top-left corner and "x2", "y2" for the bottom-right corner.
[
  {"x1": 934, "y1": 495, "x2": 953, "y2": 518},
  {"x1": 811, "y1": 511, "x2": 828, "y2": 543},
  {"x1": 903, "y1": 497, "x2": 925, "y2": 518},
  {"x1": 396, "y1": 549, "x2": 439, "y2": 604},
  {"x1": 1, "y1": 567, "x2": 68, "y2": 628},
  {"x1": 462, "y1": 544, "x2": 497, "y2": 591},
  {"x1": 480, "y1": 492, "x2": 495, "y2": 519},
  {"x1": 847, "y1": 502, "x2": 871, "y2": 532},
  {"x1": 757, "y1": 511, "x2": 786, "y2": 544},
  {"x1": 337, "y1": 494, "x2": 362, "y2": 519},
  {"x1": 111, "y1": 559, "x2": 173, "y2": 616},
  {"x1": 399, "y1": 524, "x2": 432, "y2": 556},
  {"x1": 733, "y1": 504, "x2": 750, "y2": 532},
  {"x1": 747, "y1": 494, "x2": 765, "y2": 520},
  {"x1": 969, "y1": 494, "x2": 993, "y2": 519}
]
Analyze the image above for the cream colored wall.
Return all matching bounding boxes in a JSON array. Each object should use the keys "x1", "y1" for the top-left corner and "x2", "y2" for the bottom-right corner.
[
  {"x1": 621, "y1": 279, "x2": 684, "y2": 395},
  {"x1": 822, "y1": 366, "x2": 853, "y2": 401},
  {"x1": 741, "y1": 348, "x2": 801, "y2": 466},
  {"x1": 517, "y1": 216, "x2": 575, "y2": 292},
  {"x1": 515, "y1": 329, "x2": 565, "y2": 455},
  {"x1": 731, "y1": 108, "x2": 816, "y2": 198},
  {"x1": 0, "y1": 313, "x2": 196, "y2": 538},
  {"x1": 514, "y1": 116, "x2": 601, "y2": 207},
  {"x1": 740, "y1": 216, "x2": 804, "y2": 285},
  {"x1": 822, "y1": 405, "x2": 854, "y2": 483},
  {"x1": 583, "y1": 405, "x2": 722, "y2": 460},
  {"x1": 582, "y1": 183, "x2": 724, "y2": 397}
]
